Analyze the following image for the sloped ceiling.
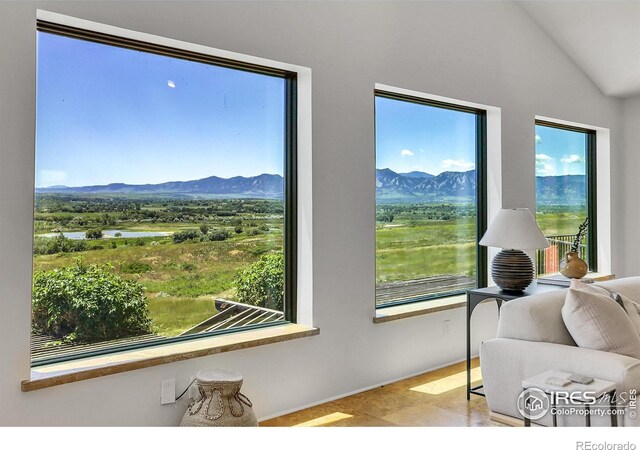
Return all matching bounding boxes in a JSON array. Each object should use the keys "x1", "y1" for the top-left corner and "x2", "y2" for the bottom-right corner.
[{"x1": 520, "y1": 1, "x2": 640, "y2": 99}]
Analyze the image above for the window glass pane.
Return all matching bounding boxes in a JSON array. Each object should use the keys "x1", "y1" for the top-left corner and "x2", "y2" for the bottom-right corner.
[
  {"x1": 33, "y1": 31, "x2": 289, "y2": 363},
  {"x1": 375, "y1": 95, "x2": 479, "y2": 307},
  {"x1": 535, "y1": 124, "x2": 590, "y2": 276}
]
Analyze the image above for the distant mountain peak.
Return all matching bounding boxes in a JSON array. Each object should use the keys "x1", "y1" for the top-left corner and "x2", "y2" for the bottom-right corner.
[
  {"x1": 398, "y1": 171, "x2": 434, "y2": 179},
  {"x1": 36, "y1": 173, "x2": 284, "y2": 198}
]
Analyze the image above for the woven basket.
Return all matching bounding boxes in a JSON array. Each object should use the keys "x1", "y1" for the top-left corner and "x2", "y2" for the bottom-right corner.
[{"x1": 180, "y1": 369, "x2": 258, "y2": 427}]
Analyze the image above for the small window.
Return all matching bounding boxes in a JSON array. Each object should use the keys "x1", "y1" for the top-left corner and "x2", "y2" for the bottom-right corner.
[
  {"x1": 375, "y1": 90, "x2": 487, "y2": 308},
  {"x1": 32, "y1": 21, "x2": 297, "y2": 365},
  {"x1": 535, "y1": 121, "x2": 597, "y2": 276}
]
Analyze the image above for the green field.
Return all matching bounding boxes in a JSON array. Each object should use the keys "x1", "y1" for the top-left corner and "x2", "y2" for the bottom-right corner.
[
  {"x1": 535, "y1": 205, "x2": 588, "y2": 237},
  {"x1": 33, "y1": 194, "x2": 284, "y2": 337},
  {"x1": 33, "y1": 195, "x2": 586, "y2": 338},
  {"x1": 375, "y1": 203, "x2": 587, "y2": 285}
]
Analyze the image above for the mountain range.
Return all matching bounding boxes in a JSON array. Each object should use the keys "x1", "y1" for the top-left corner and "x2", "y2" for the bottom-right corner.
[
  {"x1": 37, "y1": 173, "x2": 284, "y2": 198},
  {"x1": 36, "y1": 169, "x2": 586, "y2": 204},
  {"x1": 376, "y1": 168, "x2": 476, "y2": 201}
]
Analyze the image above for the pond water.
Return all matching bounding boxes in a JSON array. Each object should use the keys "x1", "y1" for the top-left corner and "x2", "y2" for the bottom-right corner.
[{"x1": 38, "y1": 230, "x2": 172, "y2": 240}]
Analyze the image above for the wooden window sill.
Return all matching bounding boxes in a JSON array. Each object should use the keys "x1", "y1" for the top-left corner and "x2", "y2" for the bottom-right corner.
[
  {"x1": 22, "y1": 324, "x2": 319, "y2": 392},
  {"x1": 373, "y1": 294, "x2": 466, "y2": 324}
]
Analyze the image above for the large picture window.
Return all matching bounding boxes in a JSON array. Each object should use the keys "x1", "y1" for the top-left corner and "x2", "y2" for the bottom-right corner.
[
  {"x1": 375, "y1": 90, "x2": 487, "y2": 308},
  {"x1": 535, "y1": 121, "x2": 597, "y2": 276},
  {"x1": 32, "y1": 21, "x2": 297, "y2": 365}
]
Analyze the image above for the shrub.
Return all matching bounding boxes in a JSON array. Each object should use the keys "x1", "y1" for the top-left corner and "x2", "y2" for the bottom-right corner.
[
  {"x1": 259, "y1": 225, "x2": 269, "y2": 232},
  {"x1": 180, "y1": 262, "x2": 197, "y2": 272},
  {"x1": 173, "y1": 229, "x2": 202, "y2": 244},
  {"x1": 109, "y1": 241, "x2": 117, "y2": 249},
  {"x1": 199, "y1": 223, "x2": 209, "y2": 235},
  {"x1": 120, "y1": 261, "x2": 152, "y2": 274},
  {"x1": 85, "y1": 229, "x2": 103, "y2": 239},
  {"x1": 234, "y1": 226, "x2": 243, "y2": 234},
  {"x1": 246, "y1": 228, "x2": 262, "y2": 236},
  {"x1": 208, "y1": 229, "x2": 230, "y2": 241},
  {"x1": 33, "y1": 235, "x2": 88, "y2": 255},
  {"x1": 32, "y1": 259, "x2": 152, "y2": 343},
  {"x1": 233, "y1": 252, "x2": 284, "y2": 311}
]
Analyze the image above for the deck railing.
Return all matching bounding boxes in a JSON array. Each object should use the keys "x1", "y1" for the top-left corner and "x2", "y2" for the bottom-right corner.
[
  {"x1": 31, "y1": 299, "x2": 284, "y2": 365},
  {"x1": 536, "y1": 234, "x2": 587, "y2": 276}
]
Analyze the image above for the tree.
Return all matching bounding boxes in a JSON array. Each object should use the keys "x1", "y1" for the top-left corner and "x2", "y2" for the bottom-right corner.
[
  {"x1": 32, "y1": 259, "x2": 152, "y2": 343},
  {"x1": 85, "y1": 229, "x2": 103, "y2": 240},
  {"x1": 173, "y1": 229, "x2": 201, "y2": 243},
  {"x1": 233, "y1": 253, "x2": 284, "y2": 311}
]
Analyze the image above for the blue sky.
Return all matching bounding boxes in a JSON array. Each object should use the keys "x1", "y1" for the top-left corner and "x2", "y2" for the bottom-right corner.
[
  {"x1": 36, "y1": 32, "x2": 285, "y2": 188},
  {"x1": 535, "y1": 125, "x2": 586, "y2": 177},
  {"x1": 375, "y1": 96, "x2": 477, "y2": 175}
]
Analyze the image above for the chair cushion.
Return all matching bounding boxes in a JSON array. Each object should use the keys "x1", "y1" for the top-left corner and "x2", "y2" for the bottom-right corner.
[{"x1": 561, "y1": 280, "x2": 640, "y2": 359}]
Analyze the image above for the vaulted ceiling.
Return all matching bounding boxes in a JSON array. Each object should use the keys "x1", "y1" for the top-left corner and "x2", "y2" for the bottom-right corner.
[{"x1": 520, "y1": 1, "x2": 640, "y2": 99}]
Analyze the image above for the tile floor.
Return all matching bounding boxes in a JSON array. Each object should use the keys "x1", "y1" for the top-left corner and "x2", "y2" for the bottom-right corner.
[{"x1": 260, "y1": 359, "x2": 504, "y2": 427}]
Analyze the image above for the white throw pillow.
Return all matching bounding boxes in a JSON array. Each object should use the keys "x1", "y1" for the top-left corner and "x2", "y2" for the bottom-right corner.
[
  {"x1": 562, "y1": 280, "x2": 640, "y2": 359},
  {"x1": 587, "y1": 284, "x2": 640, "y2": 337}
]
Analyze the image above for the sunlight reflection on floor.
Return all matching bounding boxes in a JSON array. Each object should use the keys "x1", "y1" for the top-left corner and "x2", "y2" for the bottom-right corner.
[{"x1": 409, "y1": 367, "x2": 482, "y2": 395}]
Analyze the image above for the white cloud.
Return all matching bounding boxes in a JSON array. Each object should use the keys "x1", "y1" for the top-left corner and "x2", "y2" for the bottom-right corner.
[
  {"x1": 560, "y1": 154, "x2": 583, "y2": 164},
  {"x1": 536, "y1": 153, "x2": 553, "y2": 162},
  {"x1": 536, "y1": 154, "x2": 556, "y2": 176},
  {"x1": 400, "y1": 149, "x2": 415, "y2": 157},
  {"x1": 536, "y1": 164, "x2": 556, "y2": 176},
  {"x1": 441, "y1": 159, "x2": 475, "y2": 171},
  {"x1": 535, "y1": 134, "x2": 542, "y2": 144},
  {"x1": 167, "y1": 80, "x2": 176, "y2": 88}
]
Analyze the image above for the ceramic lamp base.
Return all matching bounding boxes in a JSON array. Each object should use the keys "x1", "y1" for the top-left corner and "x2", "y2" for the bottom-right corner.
[{"x1": 491, "y1": 249, "x2": 534, "y2": 292}]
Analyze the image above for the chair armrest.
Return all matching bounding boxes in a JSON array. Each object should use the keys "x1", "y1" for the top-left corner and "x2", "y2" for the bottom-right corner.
[{"x1": 480, "y1": 338, "x2": 640, "y2": 426}]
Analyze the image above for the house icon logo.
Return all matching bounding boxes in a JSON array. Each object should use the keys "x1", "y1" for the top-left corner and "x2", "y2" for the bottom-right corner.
[{"x1": 517, "y1": 388, "x2": 550, "y2": 420}]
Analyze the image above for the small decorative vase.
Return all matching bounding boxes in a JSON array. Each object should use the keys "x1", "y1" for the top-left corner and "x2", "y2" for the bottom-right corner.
[
  {"x1": 559, "y1": 251, "x2": 588, "y2": 279},
  {"x1": 180, "y1": 368, "x2": 258, "y2": 427}
]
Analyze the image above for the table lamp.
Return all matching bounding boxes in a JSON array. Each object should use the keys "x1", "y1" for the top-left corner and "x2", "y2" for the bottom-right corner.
[{"x1": 479, "y1": 208, "x2": 550, "y2": 292}]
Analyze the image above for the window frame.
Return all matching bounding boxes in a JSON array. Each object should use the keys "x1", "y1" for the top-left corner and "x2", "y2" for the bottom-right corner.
[
  {"x1": 534, "y1": 119, "x2": 598, "y2": 272},
  {"x1": 32, "y1": 20, "x2": 299, "y2": 366},
  {"x1": 374, "y1": 89, "x2": 488, "y2": 309}
]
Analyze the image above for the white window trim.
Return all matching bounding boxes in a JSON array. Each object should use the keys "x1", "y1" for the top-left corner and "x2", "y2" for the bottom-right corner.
[
  {"x1": 535, "y1": 115, "x2": 611, "y2": 276},
  {"x1": 35, "y1": 10, "x2": 314, "y2": 327},
  {"x1": 374, "y1": 83, "x2": 503, "y2": 289}
]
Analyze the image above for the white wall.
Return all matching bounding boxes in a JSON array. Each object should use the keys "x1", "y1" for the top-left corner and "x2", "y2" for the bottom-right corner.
[
  {"x1": 620, "y1": 96, "x2": 640, "y2": 275},
  {"x1": 0, "y1": 1, "x2": 625, "y2": 425}
]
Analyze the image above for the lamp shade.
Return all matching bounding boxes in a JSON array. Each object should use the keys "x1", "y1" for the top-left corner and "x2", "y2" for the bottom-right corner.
[{"x1": 479, "y1": 208, "x2": 550, "y2": 250}]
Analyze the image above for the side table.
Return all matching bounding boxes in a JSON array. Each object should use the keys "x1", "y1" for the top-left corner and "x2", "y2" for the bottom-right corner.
[
  {"x1": 466, "y1": 281, "x2": 566, "y2": 400},
  {"x1": 521, "y1": 370, "x2": 618, "y2": 427}
]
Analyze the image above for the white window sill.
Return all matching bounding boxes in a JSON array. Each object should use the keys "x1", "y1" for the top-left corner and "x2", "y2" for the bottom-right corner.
[
  {"x1": 373, "y1": 294, "x2": 466, "y2": 324},
  {"x1": 22, "y1": 324, "x2": 319, "y2": 392}
]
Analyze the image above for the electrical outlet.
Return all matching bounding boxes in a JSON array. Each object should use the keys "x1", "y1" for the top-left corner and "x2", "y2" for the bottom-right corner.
[
  {"x1": 442, "y1": 320, "x2": 451, "y2": 336},
  {"x1": 161, "y1": 379, "x2": 176, "y2": 405}
]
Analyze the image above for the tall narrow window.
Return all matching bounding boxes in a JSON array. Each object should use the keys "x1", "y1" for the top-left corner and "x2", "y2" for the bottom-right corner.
[
  {"x1": 375, "y1": 90, "x2": 487, "y2": 308},
  {"x1": 32, "y1": 22, "x2": 297, "y2": 365},
  {"x1": 535, "y1": 121, "x2": 596, "y2": 277}
]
